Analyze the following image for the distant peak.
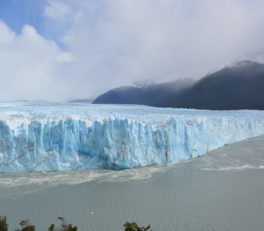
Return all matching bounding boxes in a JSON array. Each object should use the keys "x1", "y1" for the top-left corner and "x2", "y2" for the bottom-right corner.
[
  {"x1": 232, "y1": 60, "x2": 259, "y2": 67},
  {"x1": 225, "y1": 60, "x2": 263, "y2": 71},
  {"x1": 235, "y1": 48, "x2": 264, "y2": 64}
]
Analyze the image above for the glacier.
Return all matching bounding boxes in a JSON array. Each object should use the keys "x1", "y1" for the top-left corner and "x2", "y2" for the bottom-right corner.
[{"x1": 0, "y1": 102, "x2": 264, "y2": 172}]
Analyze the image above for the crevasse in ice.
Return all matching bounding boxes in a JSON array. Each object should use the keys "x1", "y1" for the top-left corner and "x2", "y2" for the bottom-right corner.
[{"x1": 0, "y1": 102, "x2": 264, "y2": 172}]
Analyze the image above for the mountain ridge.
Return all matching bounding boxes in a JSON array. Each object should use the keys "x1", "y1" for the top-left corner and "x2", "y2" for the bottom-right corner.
[{"x1": 93, "y1": 60, "x2": 264, "y2": 110}]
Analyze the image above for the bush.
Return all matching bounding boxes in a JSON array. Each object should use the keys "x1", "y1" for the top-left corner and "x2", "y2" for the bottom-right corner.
[
  {"x1": 49, "y1": 217, "x2": 77, "y2": 231},
  {"x1": 124, "y1": 222, "x2": 151, "y2": 231},
  {"x1": 15, "y1": 219, "x2": 35, "y2": 231},
  {"x1": 0, "y1": 216, "x2": 8, "y2": 231},
  {"x1": 0, "y1": 216, "x2": 151, "y2": 231}
]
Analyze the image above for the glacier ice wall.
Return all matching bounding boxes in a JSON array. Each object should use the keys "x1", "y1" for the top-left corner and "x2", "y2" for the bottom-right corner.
[{"x1": 0, "y1": 103, "x2": 264, "y2": 172}]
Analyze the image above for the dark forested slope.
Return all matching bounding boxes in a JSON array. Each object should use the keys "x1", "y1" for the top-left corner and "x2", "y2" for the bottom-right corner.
[{"x1": 164, "y1": 61, "x2": 264, "y2": 110}]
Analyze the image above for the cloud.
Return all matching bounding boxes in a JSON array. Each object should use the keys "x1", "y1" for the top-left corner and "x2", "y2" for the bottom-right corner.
[
  {"x1": 0, "y1": 21, "x2": 72, "y2": 101},
  {"x1": 44, "y1": 0, "x2": 264, "y2": 96},
  {"x1": 44, "y1": 0, "x2": 73, "y2": 20},
  {"x1": 1, "y1": 0, "x2": 264, "y2": 100}
]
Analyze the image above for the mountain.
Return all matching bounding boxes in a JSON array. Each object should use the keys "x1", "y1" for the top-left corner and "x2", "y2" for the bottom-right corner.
[
  {"x1": 93, "y1": 79, "x2": 193, "y2": 107},
  {"x1": 236, "y1": 48, "x2": 264, "y2": 64},
  {"x1": 93, "y1": 60, "x2": 264, "y2": 110},
  {"x1": 164, "y1": 60, "x2": 264, "y2": 110}
]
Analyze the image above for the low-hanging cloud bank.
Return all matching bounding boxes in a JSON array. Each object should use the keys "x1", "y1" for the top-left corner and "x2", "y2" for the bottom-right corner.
[{"x1": 1, "y1": 0, "x2": 264, "y2": 100}]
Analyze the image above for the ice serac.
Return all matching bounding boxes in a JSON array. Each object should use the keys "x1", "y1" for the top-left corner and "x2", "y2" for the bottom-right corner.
[{"x1": 0, "y1": 103, "x2": 264, "y2": 172}]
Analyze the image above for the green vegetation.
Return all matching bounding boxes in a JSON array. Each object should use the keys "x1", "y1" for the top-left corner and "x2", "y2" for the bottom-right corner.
[
  {"x1": 123, "y1": 222, "x2": 151, "y2": 231},
  {"x1": 1, "y1": 217, "x2": 77, "y2": 231},
  {"x1": 0, "y1": 217, "x2": 8, "y2": 231},
  {"x1": 48, "y1": 217, "x2": 77, "y2": 231},
  {"x1": 15, "y1": 219, "x2": 36, "y2": 231},
  {"x1": 0, "y1": 216, "x2": 151, "y2": 231}
]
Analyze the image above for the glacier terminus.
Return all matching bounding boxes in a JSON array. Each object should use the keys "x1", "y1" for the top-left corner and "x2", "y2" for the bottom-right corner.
[{"x1": 0, "y1": 102, "x2": 264, "y2": 172}]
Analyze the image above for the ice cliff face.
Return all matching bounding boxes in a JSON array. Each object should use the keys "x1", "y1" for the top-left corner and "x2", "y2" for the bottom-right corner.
[{"x1": 0, "y1": 102, "x2": 264, "y2": 172}]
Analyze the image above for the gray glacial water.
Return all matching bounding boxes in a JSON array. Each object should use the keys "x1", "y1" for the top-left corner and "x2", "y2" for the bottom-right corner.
[{"x1": 1, "y1": 135, "x2": 264, "y2": 231}]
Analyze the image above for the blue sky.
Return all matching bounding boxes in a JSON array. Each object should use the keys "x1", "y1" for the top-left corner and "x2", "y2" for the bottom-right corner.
[
  {"x1": 0, "y1": 0, "x2": 45, "y2": 34},
  {"x1": 0, "y1": 0, "x2": 263, "y2": 101},
  {"x1": 0, "y1": 0, "x2": 68, "y2": 48}
]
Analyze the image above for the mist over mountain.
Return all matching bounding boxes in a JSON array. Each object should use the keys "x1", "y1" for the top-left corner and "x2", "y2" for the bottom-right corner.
[
  {"x1": 236, "y1": 48, "x2": 264, "y2": 64},
  {"x1": 93, "y1": 60, "x2": 264, "y2": 110},
  {"x1": 93, "y1": 79, "x2": 194, "y2": 107}
]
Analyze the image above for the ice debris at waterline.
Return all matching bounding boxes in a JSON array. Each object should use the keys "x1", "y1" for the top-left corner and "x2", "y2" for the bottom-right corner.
[{"x1": 0, "y1": 102, "x2": 264, "y2": 172}]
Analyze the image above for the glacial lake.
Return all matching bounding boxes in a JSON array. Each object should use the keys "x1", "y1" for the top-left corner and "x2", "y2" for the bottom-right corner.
[{"x1": 1, "y1": 135, "x2": 264, "y2": 231}]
